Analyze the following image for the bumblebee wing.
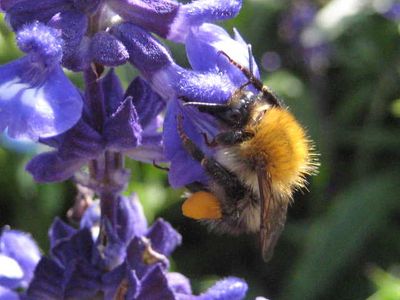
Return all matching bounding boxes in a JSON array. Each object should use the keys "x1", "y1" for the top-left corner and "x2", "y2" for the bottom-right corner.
[{"x1": 257, "y1": 167, "x2": 288, "y2": 261}]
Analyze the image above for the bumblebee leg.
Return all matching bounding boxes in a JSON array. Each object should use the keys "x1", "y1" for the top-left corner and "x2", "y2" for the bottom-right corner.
[
  {"x1": 186, "y1": 181, "x2": 208, "y2": 193},
  {"x1": 176, "y1": 114, "x2": 206, "y2": 162},
  {"x1": 177, "y1": 115, "x2": 247, "y2": 200},
  {"x1": 202, "y1": 130, "x2": 253, "y2": 148},
  {"x1": 214, "y1": 130, "x2": 254, "y2": 146}
]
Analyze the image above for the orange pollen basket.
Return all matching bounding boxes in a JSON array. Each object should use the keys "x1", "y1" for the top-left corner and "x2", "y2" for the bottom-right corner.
[{"x1": 182, "y1": 191, "x2": 222, "y2": 220}]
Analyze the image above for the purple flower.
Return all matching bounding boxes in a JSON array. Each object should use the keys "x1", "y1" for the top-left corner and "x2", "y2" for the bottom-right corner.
[
  {"x1": 0, "y1": 228, "x2": 41, "y2": 298},
  {"x1": 26, "y1": 194, "x2": 247, "y2": 300},
  {"x1": 2, "y1": 0, "x2": 241, "y2": 71},
  {"x1": 1, "y1": 0, "x2": 103, "y2": 70},
  {"x1": 112, "y1": 22, "x2": 259, "y2": 187},
  {"x1": 0, "y1": 22, "x2": 83, "y2": 140},
  {"x1": 108, "y1": 0, "x2": 242, "y2": 42},
  {"x1": 26, "y1": 69, "x2": 165, "y2": 183}
]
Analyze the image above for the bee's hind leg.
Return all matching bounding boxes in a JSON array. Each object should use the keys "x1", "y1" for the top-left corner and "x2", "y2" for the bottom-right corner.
[{"x1": 176, "y1": 115, "x2": 247, "y2": 200}]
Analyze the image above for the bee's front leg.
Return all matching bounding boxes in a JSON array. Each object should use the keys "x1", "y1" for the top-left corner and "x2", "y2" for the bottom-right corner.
[
  {"x1": 212, "y1": 130, "x2": 254, "y2": 146},
  {"x1": 202, "y1": 130, "x2": 253, "y2": 148}
]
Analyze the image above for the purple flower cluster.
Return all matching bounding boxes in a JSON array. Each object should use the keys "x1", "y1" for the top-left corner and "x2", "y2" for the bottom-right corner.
[
  {"x1": 0, "y1": 0, "x2": 261, "y2": 298},
  {"x1": 1, "y1": 196, "x2": 248, "y2": 299}
]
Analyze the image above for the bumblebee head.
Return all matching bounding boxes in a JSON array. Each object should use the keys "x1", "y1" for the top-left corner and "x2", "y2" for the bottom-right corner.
[
  {"x1": 182, "y1": 90, "x2": 257, "y2": 129},
  {"x1": 216, "y1": 90, "x2": 256, "y2": 128}
]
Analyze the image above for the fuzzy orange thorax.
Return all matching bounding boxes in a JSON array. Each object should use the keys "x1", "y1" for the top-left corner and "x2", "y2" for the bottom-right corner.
[{"x1": 242, "y1": 107, "x2": 315, "y2": 196}]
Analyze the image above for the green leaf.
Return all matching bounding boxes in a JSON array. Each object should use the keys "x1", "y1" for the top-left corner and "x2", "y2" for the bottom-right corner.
[
  {"x1": 281, "y1": 170, "x2": 400, "y2": 300},
  {"x1": 367, "y1": 267, "x2": 400, "y2": 300}
]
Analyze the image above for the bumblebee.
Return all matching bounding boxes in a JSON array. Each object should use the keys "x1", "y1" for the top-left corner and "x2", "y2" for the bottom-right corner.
[{"x1": 177, "y1": 52, "x2": 318, "y2": 261}]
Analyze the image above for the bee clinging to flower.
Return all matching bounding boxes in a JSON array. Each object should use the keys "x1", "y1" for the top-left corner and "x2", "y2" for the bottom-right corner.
[{"x1": 177, "y1": 51, "x2": 318, "y2": 261}]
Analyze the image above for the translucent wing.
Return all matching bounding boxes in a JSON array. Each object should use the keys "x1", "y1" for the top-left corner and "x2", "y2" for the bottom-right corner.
[{"x1": 257, "y1": 167, "x2": 288, "y2": 261}]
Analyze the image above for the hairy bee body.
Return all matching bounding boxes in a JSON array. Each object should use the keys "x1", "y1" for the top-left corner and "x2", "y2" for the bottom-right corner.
[
  {"x1": 210, "y1": 105, "x2": 314, "y2": 232},
  {"x1": 220, "y1": 105, "x2": 313, "y2": 195},
  {"x1": 201, "y1": 179, "x2": 261, "y2": 235},
  {"x1": 178, "y1": 52, "x2": 318, "y2": 260}
]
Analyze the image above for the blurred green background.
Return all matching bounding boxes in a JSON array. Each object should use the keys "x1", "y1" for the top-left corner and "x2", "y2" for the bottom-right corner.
[{"x1": 1, "y1": 0, "x2": 400, "y2": 299}]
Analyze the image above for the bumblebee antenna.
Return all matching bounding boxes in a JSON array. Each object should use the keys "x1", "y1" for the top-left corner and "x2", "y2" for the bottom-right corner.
[
  {"x1": 183, "y1": 102, "x2": 228, "y2": 108},
  {"x1": 178, "y1": 95, "x2": 229, "y2": 112},
  {"x1": 218, "y1": 51, "x2": 280, "y2": 107}
]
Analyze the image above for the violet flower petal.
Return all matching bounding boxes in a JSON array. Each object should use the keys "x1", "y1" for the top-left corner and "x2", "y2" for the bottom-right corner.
[
  {"x1": 125, "y1": 76, "x2": 165, "y2": 128},
  {"x1": 55, "y1": 117, "x2": 103, "y2": 161},
  {"x1": 152, "y1": 64, "x2": 234, "y2": 103},
  {"x1": 108, "y1": 0, "x2": 179, "y2": 39},
  {"x1": 0, "y1": 22, "x2": 83, "y2": 140},
  {"x1": 110, "y1": 22, "x2": 174, "y2": 78},
  {"x1": 63, "y1": 259, "x2": 102, "y2": 299},
  {"x1": 26, "y1": 151, "x2": 86, "y2": 183},
  {"x1": 142, "y1": 115, "x2": 163, "y2": 143},
  {"x1": 90, "y1": 32, "x2": 129, "y2": 67},
  {"x1": 51, "y1": 228, "x2": 94, "y2": 267},
  {"x1": 80, "y1": 194, "x2": 148, "y2": 244},
  {"x1": 112, "y1": 22, "x2": 233, "y2": 103},
  {"x1": 0, "y1": 254, "x2": 23, "y2": 289},
  {"x1": 166, "y1": 272, "x2": 192, "y2": 295},
  {"x1": 126, "y1": 237, "x2": 169, "y2": 279},
  {"x1": 62, "y1": 35, "x2": 91, "y2": 71},
  {"x1": 71, "y1": 0, "x2": 101, "y2": 14},
  {"x1": 125, "y1": 269, "x2": 141, "y2": 299},
  {"x1": 48, "y1": 218, "x2": 76, "y2": 249},
  {"x1": 124, "y1": 77, "x2": 166, "y2": 162},
  {"x1": 199, "y1": 277, "x2": 247, "y2": 300},
  {"x1": 4, "y1": 0, "x2": 72, "y2": 30},
  {"x1": 101, "y1": 69, "x2": 125, "y2": 117},
  {"x1": 136, "y1": 265, "x2": 175, "y2": 300},
  {"x1": 80, "y1": 201, "x2": 101, "y2": 232},
  {"x1": 108, "y1": 0, "x2": 241, "y2": 43},
  {"x1": 103, "y1": 263, "x2": 141, "y2": 300},
  {"x1": 116, "y1": 194, "x2": 148, "y2": 242},
  {"x1": 104, "y1": 96, "x2": 142, "y2": 151},
  {"x1": 168, "y1": 0, "x2": 242, "y2": 42},
  {"x1": 101, "y1": 218, "x2": 128, "y2": 269},
  {"x1": 0, "y1": 286, "x2": 19, "y2": 300},
  {"x1": 26, "y1": 116, "x2": 103, "y2": 183},
  {"x1": 127, "y1": 143, "x2": 166, "y2": 163},
  {"x1": 186, "y1": 23, "x2": 260, "y2": 87},
  {"x1": 0, "y1": 229, "x2": 41, "y2": 288},
  {"x1": 0, "y1": 59, "x2": 83, "y2": 140},
  {"x1": 146, "y1": 219, "x2": 182, "y2": 257},
  {"x1": 48, "y1": 9, "x2": 90, "y2": 71},
  {"x1": 26, "y1": 257, "x2": 64, "y2": 300},
  {"x1": 101, "y1": 263, "x2": 127, "y2": 300},
  {"x1": 131, "y1": 114, "x2": 164, "y2": 161}
]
